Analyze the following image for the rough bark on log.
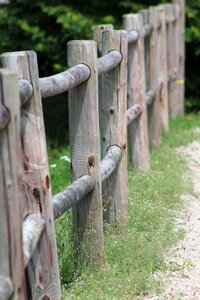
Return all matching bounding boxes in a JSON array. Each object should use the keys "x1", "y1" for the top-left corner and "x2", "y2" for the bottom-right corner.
[
  {"x1": 52, "y1": 175, "x2": 95, "y2": 220},
  {"x1": 100, "y1": 145, "x2": 122, "y2": 183},
  {"x1": 40, "y1": 64, "x2": 90, "y2": 98},
  {"x1": 126, "y1": 103, "x2": 143, "y2": 125},
  {"x1": 97, "y1": 50, "x2": 122, "y2": 76}
]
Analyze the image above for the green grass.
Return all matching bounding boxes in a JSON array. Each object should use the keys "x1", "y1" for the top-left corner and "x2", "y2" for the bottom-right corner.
[{"x1": 48, "y1": 114, "x2": 199, "y2": 299}]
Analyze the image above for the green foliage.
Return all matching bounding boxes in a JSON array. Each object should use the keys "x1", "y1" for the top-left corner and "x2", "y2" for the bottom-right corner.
[
  {"x1": 48, "y1": 145, "x2": 75, "y2": 283},
  {"x1": 185, "y1": 1, "x2": 200, "y2": 110},
  {"x1": 0, "y1": 0, "x2": 199, "y2": 131},
  {"x1": 48, "y1": 115, "x2": 199, "y2": 297}
]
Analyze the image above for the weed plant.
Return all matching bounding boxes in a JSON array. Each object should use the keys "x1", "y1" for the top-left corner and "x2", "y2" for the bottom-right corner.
[{"x1": 48, "y1": 114, "x2": 199, "y2": 299}]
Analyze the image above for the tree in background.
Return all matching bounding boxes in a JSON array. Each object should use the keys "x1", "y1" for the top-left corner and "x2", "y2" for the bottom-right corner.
[{"x1": 0, "y1": 0, "x2": 199, "y2": 143}]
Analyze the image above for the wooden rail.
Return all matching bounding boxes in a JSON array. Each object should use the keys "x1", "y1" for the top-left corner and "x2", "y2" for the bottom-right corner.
[{"x1": 0, "y1": 0, "x2": 185, "y2": 298}]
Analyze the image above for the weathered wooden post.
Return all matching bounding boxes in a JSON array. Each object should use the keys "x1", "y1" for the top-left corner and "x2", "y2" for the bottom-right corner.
[
  {"x1": 148, "y1": 6, "x2": 161, "y2": 147},
  {"x1": 97, "y1": 29, "x2": 128, "y2": 223},
  {"x1": 1, "y1": 51, "x2": 61, "y2": 299},
  {"x1": 123, "y1": 14, "x2": 149, "y2": 169},
  {"x1": 67, "y1": 41, "x2": 104, "y2": 265},
  {"x1": 92, "y1": 24, "x2": 113, "y2": 54},
  {"x1": 165, "y1": 4, "x2": 178, "y2": 117},
  {"x1": 0, "y1": 69, "x2": 26, "y2": 300},
  {"x1": 173, "y1": 0, "x2": 185, "y2": 115},
  {"x1": 158, "y1": 5, "x2": 169, "y2": 131}
]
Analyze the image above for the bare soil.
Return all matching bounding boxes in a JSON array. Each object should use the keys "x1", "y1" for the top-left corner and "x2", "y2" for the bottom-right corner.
[{"x1": 144, "y1": 135, "x2": 200, "y2": 299}]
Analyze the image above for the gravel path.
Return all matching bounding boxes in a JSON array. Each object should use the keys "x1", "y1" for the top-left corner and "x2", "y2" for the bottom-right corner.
[{"x1": 144, "y1": 136, "x2": 200, "y2": 300}]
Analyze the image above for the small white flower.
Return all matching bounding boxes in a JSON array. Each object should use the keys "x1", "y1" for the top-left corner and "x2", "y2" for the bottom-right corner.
[
  {"x1": 60, "y1": 155, "x2": 71, "y2": 162},
  {"x1": 50, "y1": 164, "x2": 57, "y2": 168}
]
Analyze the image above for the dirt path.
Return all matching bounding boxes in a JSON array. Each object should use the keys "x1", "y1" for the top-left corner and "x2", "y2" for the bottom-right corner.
[{"x1": 144, "y1": 136, "x2": 200, "y2": 300}]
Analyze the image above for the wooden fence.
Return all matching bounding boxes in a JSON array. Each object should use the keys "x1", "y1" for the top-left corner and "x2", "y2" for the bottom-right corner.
[{"x1": 0, "y1": 1, "x2": 184, "y2": 299}]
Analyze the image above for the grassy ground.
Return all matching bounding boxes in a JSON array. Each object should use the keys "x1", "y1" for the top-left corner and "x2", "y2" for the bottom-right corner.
[{"x1": 48, "y1": 114, "x2": 199, "y2": 299}]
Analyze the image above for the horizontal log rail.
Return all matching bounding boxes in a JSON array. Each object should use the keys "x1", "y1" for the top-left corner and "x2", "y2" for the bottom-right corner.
[
  {"x1": 52, "y1": 175, "x2": 95, "y2": 219},
  {"x1": 52, "y1": 145, "x2": 122, "y2": 219},
  {"x1": 0, "y1": 276, "x2": 13, "y2": 300},
  {"x1": 127, "y1": 30, "x2": 139, "y2": 44},
  {"x1": 101, "y1": 145, "x2": 122, "y2": 183},
  {"x1": 97, "y1": 50, "x2": 122, "y2": 75},
  {"x1": 40, "y1": 64, "x2": 91, "y2": 98},
  {"x1": 23, "y1": 214, "x2": 45, "y2": 267},
  {"x1": 126, "y1": 103, "x2": 143, "y2": 125},
  {"x1": 0, "y1": 104, "x2": 10, "y2": 131},
  {"x1": 18, "y1": 79, "x2": 33, "y2": 107},
  {"x1": 145, "y1": 90, "x2": 156, "y2": 106},
  {"x1": 143, "y1": 23, "x2": 153, "y2": 37}
]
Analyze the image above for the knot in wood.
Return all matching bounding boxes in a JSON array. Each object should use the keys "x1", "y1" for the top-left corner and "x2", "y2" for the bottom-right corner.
[
  {"x1": 88, "y1": 155, "x2": 95, "y2": 167},
  {"x1": 110, "y1": 107, "x2": 115, "y2": 115},
  {"x1": 33, "y1": 188, "x2": 40, "y2": 200}
]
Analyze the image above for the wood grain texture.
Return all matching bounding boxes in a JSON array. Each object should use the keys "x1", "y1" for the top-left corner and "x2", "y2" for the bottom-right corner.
[
  {"x1": 97, "y1": 50, "x2": 122, "y2": 75},
  {"x1": 67, "y1": 40, "x2": 104, "y2": 265},
  {"x1": 173, "y1": 0, "x2": 185, "y2": 115},
  {"x1": 1, "y1": 51, "x2": 61, "y2": 299},
  {"x1": 148, "y1": 6, "x2": 161, "y2": 148},
  {"x1": 126, "y1": 104, "x2": 143, "y2": 125},
  {"x1": 40, "y1": 64, "x2": 90, "y2": 98},
  {"x1": 158, "y1": 5, "x2": 169, "y2": 131},
  {"x1": 100, "y1": 145, "x2": 122, "y2": 183},
  {"x1": 123, "y1": 14, "x2": 149, "y2": 169},
  {"x1": 99, "y1": 29, "x2": 128, "y2": 223},
  {"x1": 0, "y1": 68, "x2": 26, "y2": 299},
  {"x1": 92, "y1": 24, "x2": 114, "y2": 54},
  {"x1": 52, "y1": 175, "x2": 95, "y2": 220},
  {"x1": 165, "y1": 4, "x2": 178, "y2": 117}
]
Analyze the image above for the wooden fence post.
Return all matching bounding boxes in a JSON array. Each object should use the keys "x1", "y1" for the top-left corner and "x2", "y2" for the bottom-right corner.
[
  {"x1": 158, "y1": 5, "x2": 169, "y2": 131},
  {"x1": 92, "y1": 24, "x2": 113, "y2": 54},
  {"x1": 0, "y1": 69, "x2": 26, "y2": 300},
  {"x1": 1, "y1": 51, "x2": 61, "y2": 299},
  {"x1": 148, "y1": 6, "x2": 161, "y2": 147},
  {"x1": 67, "y1": 41, "x2": 104, "y2": 265},
  {"x1": 165, "y1": 4, "x2": 178, "y2": 117},
  {"x1": 123, "y1": 14, "x2": 149, "y2": 169},
  {"x1": 98, "y1": 29, "x2": 128, "y2": 223},
  {"x1": 173, "y1": 0, "x2": 185, "y2": 115}
]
